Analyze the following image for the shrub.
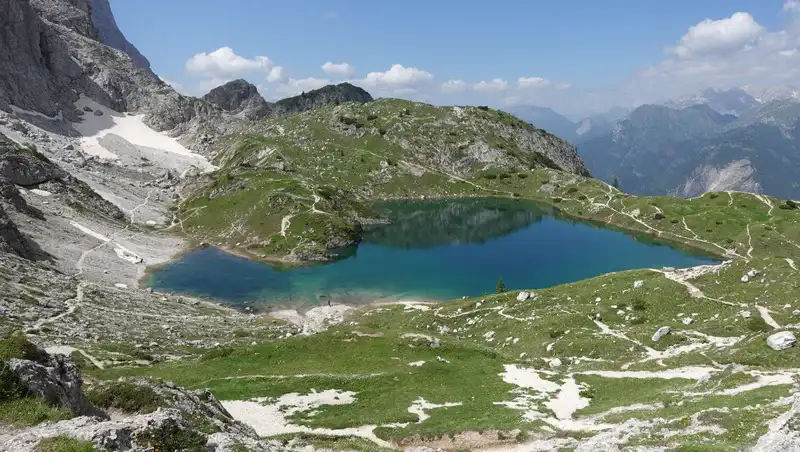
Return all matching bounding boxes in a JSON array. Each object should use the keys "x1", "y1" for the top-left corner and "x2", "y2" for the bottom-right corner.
[
  {"x1": 746, "y1": 317, "x2": 771, "y2": 333},
  {"x1": 0, "y1": 331, "x2": 45, "y2": 362},
  {"x1": 477, "y1": 106, "x2": 489, "y2": 111},
  {"x1": 86, "y1": 381, "x2": 164, "y2": 414},
  {"x1": 134, "y1": 423, "x2": 207, "y2": 452},
  {"x1": 548, "y1": 329, "x2": 564, "y2": 339},
  {"x1": 378, "y1": 128, "x2": 387, "y2": 136},
  {"x1": 496, "y1": 279, "x2": 506, "y2": 293},
  {"x1": 577, "y1": 194, "x2": 588, "y2": 200},
  {"x1": 633, "y1": 299, "x2": 647, "y2": 311},
  {"x1": 779, "y1": 199, "x2": 798, "y2": 210},
  {"x1": 338, "y1": 116, "x2": 357, "y2": 125},
  {"x1": 709, "y1": 193, "x2": 719, "y2": 199},
  {"x1": 0, "y1": 363, "x2": 29, "y2": 402},
  {"x1": 517, "y1": 173, "x2": 528, "y2": 179},
  {"x1": 566, "y1": 187, "x2": 578, "y2": 194},
  {"x1": 552, "y1": 197, "x2": 562, "y2": 203},
  {"x1": 630, "y1": 316, "x2": 647, "y2": 325},
  {"x1": 579, "y1": 386, "x2": 596, "y2": 399},
  {"x1": 499, "y1": 173, "x2": 511, "y2": 179},
  {"x1": 366, "y1": 114, "x2": 378, "y2": 121},
  {"x1": 483, "y1": 174, "x2": 498, "y2": 180}
]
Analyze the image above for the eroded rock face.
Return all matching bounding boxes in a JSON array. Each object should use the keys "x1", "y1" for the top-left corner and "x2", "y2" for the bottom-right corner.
[
  {"x1": 8, "y1": 353, "x2": 105, "y2": 418},
  {"x1": 0, "y1": 134, "x2": 124, "y2": 221},
  {"x1": 203, "y1": 79, "x2": 274, "y2": 120},
  {"x1": 0, "y1": 204, "x2": 36, "y2": 259},
  {"x1": 89, "y1": 0, "x2": 154, "y2": 75}
]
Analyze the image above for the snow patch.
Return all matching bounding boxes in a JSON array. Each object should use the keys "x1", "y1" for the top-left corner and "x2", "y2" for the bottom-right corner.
[
  {"x1": 222, "y1": 390, "x2": 391, "y2": 448},
  {"x1": 407, "y1": 397, "x2": 462, "y2": 423},
  {"x1": 71, "y1": 96, "x2": 215, "y2": 171}
]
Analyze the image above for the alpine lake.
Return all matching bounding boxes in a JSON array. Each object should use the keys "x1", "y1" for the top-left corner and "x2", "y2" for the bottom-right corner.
[{"x1": 146, "y1": 198, "x2": 717, "y2": 309}]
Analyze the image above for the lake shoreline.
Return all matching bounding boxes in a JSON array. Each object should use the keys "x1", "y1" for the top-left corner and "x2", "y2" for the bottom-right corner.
[{"x1": 144, "y1": 196, "x2": 720, "y2": 309}]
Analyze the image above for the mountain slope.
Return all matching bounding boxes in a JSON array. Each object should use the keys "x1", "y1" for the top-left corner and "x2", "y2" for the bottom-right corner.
[
  {"x1": 579, "y1": 104, "x2": 735, "y2": 192},
  {"x1": 179, "y1": 100, "x2": 589, "y2": 261},
  {"x1": 89, "y1": 0, "x2": 154, "y2": 75},
  {"x1": 504, "y1": 105, "x2": 577, "y2": 142},
  {"x1": 665, "y1": 87, "x2": 760, "y2": 116},
  {"x1": 579, "y1": 101, "x2": 800, "y2": 198}
]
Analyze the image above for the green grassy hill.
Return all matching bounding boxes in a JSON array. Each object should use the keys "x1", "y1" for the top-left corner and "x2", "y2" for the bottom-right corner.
[{"x1": 176, "y1": 100, "x2": 588, "y2": 262}]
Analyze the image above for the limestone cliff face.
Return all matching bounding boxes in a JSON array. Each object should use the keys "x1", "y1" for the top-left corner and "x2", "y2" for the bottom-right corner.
[
  {"x1": 202, "y1": 79, "x2": 274, "y2": 120},
  {"x1": 89, "y1": 0, "x2": 155, "y2": 75}
]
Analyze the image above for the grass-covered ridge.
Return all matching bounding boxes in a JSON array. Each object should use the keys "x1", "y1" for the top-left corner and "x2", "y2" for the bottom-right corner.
[{"x1": 174, "y1": 99, "x2": 587, "y2": 261}]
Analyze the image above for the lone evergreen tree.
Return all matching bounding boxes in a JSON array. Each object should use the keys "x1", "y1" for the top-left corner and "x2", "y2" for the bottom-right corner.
[
  {"x1": 612, "y1": 176, "x2": 620, "y2": 190},
  {"x1": 496, "y1": 278, "x2": 506, "y2": 293}
]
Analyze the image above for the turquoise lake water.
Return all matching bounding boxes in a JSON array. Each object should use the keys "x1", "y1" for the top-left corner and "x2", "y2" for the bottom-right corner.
[{"x1": 147, "y1": 198, "x2": 717, "y2": 308}]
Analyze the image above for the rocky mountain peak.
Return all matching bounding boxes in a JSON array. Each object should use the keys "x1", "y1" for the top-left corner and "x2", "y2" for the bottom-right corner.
[
  {"x1": 202, "y1": 79, "x2": 273, "y2": 120},
  {"x1": 273, "y1": 82, "x2": 374, "y2": 115}
]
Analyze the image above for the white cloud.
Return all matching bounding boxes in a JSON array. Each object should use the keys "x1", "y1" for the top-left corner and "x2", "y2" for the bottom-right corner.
[
  {"x1": 322, "y1": 62, "x2": 356, "y2": 77},
  {"x1": 361, "y1": 64, "x2": 434, "y2": 87},
  {"x1": 785, "y1": 1, "x2": 800, "y2": 12},
  {"x1": 517, "y1": 77, "x2": 551, "y2": 89},
  {"x1": 555, "y1": 82, "x2": 572, "y2": 90},
  {"x1": 440, "y1": 80, "x2": 469, "y2": 93},
  {"x1": 185, "y1": 47, "x2": 274, "y2": 77},
  {"x1": 472, "y1": 78, "x2": 508, "y2": 91},
  {"x1": 622, "y1": 6, "x2": 800, "y2": 108},
  {"x1": 667, "y1": 12, "x2": 764, "y2": 58},
  {"x1": 267, "y1": 66, "x2": 287, "y2": 82}
]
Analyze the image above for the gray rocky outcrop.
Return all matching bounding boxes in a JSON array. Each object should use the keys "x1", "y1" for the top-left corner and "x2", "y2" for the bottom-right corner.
[
  {"x1": 0, "y1": 204, "x2": 37, "y2": 259},
  {"x1": 8, "y1": 353, "x2": 105, "y2": 418},
  {"x1": 767, "y1": 331, "x2": 796, "y2": 351},
  {"x1": 203, "y1": 79, "x2": 274, "y2": 120},
  {"x1": 0, "y1": 134, "x2": 124, "y2": 220}
]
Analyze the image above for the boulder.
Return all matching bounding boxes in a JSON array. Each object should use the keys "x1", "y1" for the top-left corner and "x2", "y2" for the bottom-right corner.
[
  {"x1": 516, "y1": 291, "x2": 530, "y2": 302},
  {"x1": 633, "y1": 280, "x2": 644, "y2": 289},
  {"x1": 8, "y1": 352, "x2": 105, "y2": 418},
  {"x1": 651, "y1": 326, "x2": 671, "y2": 342},
  {"x1": 767, "y1": 331, "x2": 796, "y2": 351}
]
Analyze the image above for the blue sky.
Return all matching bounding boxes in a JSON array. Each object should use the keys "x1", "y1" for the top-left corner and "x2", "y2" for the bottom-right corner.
[{"x1": 112, "y1": 0, "x2": 800, "y2": 117}]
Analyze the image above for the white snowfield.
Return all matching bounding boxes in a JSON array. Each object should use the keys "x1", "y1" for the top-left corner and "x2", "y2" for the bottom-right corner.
[{"x1": 71, "y1": 95, "x2": 215, "y2": 173}]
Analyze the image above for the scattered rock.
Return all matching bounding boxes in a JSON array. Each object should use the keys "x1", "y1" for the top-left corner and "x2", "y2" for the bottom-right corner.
[
  {"x1": 114, "y1": 283, "x2": 128, "y2": 289},
  {"x1": 93, "y1": 110, "x2": 104, "y2": 116},
  {"x1": 516, "y1": 291, "x2": 530, "y2": 302},
  {"x1": 653, "y1": 212, "x2": 665, "y2": 220},
  {"x1": 767, "y1": 331, "x2": 797, "y2": 351},
  {"x1": 682, "y1": 317, "x2": 694, "y2": 325},
  {"x1": 652, "y1": 326, "x2": 671, "y2": 342},
  {"x1": 633, "y1": 280, "x2": 644, "y2": 289},
  {"x1": 741, "y1": 310, "x2": 752, "y2": 318},
  {"x1": 741, "y1": 275, "x2": 750, "y2": 283},
  {"x1": 549, "y1": 358, "x2": 563, "y2": 368}
]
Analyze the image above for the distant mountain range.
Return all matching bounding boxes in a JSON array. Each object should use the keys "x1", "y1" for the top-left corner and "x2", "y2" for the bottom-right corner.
[{"x1": 506, "y1": 86, "x2": 800, "y2": 199}]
